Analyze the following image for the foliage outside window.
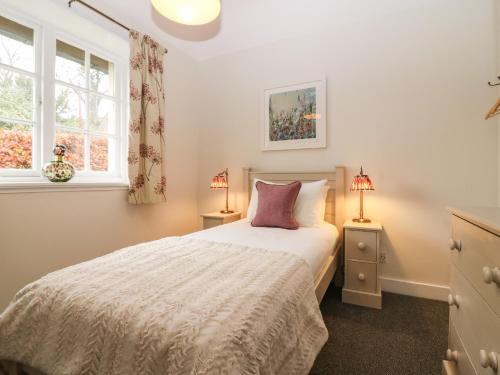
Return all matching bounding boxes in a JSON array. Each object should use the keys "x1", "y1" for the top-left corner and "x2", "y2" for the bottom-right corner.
[{"x1": 0, "y1": 12, "x2": 126, "y2": 183}]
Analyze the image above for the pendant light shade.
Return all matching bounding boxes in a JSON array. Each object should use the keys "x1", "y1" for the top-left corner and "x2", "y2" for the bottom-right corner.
[{"x1": 151, "y1": 0, "x2": 221, "y2": 26}]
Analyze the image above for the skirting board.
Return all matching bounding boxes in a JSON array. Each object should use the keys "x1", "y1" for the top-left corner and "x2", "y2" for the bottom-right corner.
[{"x1": 380, "y1": 277, "x2": 449, "y2": 302}]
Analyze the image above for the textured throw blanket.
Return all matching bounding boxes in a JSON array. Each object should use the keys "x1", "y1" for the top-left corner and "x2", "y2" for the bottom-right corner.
[{"x1": 0, "y1": 237, "x2": 328, "y2": 375}]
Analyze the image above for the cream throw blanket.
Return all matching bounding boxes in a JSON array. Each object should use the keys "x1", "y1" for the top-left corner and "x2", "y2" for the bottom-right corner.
[{"x1": 0, "y1": 237, "x2": 328, "y2": 375}]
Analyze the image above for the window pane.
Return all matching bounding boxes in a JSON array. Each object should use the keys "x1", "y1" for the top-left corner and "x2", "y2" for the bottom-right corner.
[
  {"x1": 90, "y1": 54, "x2": 114, "y2": 95},
  {"x1": 89, "y1": 95, "x2": 114, "y2": 133},
  {"x1": 55, "y1": 129, "x2": 84, "y2": 170},
  {"x1": 55, "y1": 85, "x2": 86, "y2": 129},
  {"x1": 0, "y1": 68, "x2": 34, "y2": 121},
  {"x1": 90, "y1": 135, "x2": 108, "y2": 171},
  {"x1": 55, "y1": 40, "x2": 85, "y2": 87},
  {"x1": 0, "y1": 15, "x2": 34, "y2": 72},
  {"x1": 0, "y1": 121, "x2": 32, "y2": 169}
]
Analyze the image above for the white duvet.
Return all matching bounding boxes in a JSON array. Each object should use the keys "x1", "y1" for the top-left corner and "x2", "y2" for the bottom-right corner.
[
  {"x1": 0, "y1": 237, "x2": 328, "y2": 375},
  {"x1": 188, "y1": 219, "x2": 339, "y2": 279}
]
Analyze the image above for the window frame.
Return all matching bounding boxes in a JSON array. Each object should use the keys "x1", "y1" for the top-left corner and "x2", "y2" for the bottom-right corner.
[
  {"x1": 0, "y1": 9, "x2": 42, "y2": 178},
  {"x1": 52, "y1": 31, "x2": 126, "y2": 179},
  {"x1": 0, "y1": 7, "x2": 128, "y2": 186}
]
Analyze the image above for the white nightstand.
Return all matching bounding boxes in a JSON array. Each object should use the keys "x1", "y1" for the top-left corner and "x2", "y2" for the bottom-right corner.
[
  {"x1": 201, "y1": 212, "x2": 242, "y2": 229},
  {"x1": 342, "y1": 220, "x2": 383, "y2": 309}
]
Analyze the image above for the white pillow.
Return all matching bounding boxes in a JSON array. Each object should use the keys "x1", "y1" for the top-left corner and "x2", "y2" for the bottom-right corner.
[
  {"x1": 246, "y1": 178, "x2": 328, "y2": 227},
  {"x1": 294, "y1": 181, "x2": 329, "y2": 227}
]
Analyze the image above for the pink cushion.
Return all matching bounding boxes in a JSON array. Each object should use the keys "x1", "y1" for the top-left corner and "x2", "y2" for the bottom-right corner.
[{"x1": 251, "y1": 181, "x2": 301, "y2": 230}]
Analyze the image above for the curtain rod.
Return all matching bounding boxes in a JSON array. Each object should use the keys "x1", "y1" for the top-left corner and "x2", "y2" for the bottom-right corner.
[
  {"x1": 68, "y1": 0, "x2": 130, "y2": 31},
  {"x1": 67, "y1": 0, "x2": 168, "y2": 54}
]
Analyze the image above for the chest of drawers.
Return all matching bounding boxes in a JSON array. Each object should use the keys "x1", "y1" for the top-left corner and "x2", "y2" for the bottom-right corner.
[{"x1": 443, "y1": 207, "x2": 500, "y2": 375}]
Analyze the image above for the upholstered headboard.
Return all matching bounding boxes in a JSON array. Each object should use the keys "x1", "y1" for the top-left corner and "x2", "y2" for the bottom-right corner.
[{"x1": 242, "y1": 166, "x2": 346, "y2": 239}]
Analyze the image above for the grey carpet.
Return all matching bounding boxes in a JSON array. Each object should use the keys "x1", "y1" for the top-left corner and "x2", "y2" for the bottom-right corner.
[{"x1": 311, "y1": 287, "x2": 449, "y2": 375}]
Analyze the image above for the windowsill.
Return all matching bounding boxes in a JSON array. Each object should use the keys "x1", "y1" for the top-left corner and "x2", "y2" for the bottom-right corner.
[{"x1": 0, "y1": 179, "x2": 129, "y2": 193}]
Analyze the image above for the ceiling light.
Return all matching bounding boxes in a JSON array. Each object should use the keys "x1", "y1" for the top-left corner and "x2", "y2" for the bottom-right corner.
[{"x1": 151, "y1": 0, "x2": 221, "y2": 26}]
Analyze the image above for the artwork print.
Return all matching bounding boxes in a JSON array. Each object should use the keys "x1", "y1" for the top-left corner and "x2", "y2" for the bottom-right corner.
[
  {"x1": 263, "y1": 79, "x2": 326, "y2": 151},
  {"x1": 269, "y1": 87, "x2": 317, "y2": 141}
]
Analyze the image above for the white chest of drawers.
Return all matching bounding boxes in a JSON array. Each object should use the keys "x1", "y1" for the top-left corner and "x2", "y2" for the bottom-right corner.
[{"x1": 443, "y1": 207, "x2": 500, "y2": 375}]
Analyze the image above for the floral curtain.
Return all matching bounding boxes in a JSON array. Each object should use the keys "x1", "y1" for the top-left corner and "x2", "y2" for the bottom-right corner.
[{"x1": 128, "y1": 30, "x2": 167, "y2": 204}]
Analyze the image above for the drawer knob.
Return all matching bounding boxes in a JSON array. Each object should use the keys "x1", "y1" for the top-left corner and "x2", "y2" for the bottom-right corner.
[
  {"x1": 448, "y1": 238, "x2": 462, "y2": 251},
  {"x1": 357, "y1": 242, "x2": 366, "y2": 250},
  {"x1": 446, "y1": 349, "x2": 458, "y2": 363},
  {"x1": 482, "y1": 267, "x2": 500, "y2": 285},
  {"x1": 479, "y1": 350, "x2": 498, "y2": 371},
  {"x1": 357, "y1": 273, "x2": 366, "y2": 281},
  {"x1": 447, "y1": 294, "x2": 460, "y2": 308}
]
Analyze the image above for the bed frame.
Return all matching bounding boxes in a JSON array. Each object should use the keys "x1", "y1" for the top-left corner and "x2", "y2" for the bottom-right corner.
[{"x1": 242, "y1": 166, "x2": 345, "y2": 303}]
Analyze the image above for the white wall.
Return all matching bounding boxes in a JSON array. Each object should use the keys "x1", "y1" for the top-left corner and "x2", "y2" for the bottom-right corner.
[
  {"x1": 196, "y1": 0, "x2": 499, "y2": 295},
  {"x1": 0, "y1": 0, "x2": 200, "y2": 310}
]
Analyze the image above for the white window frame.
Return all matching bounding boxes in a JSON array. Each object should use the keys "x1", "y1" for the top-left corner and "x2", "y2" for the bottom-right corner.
[
  {"x1": 0, "y1": 6, "x2": 128, "y2": 188},
  {"x1": 0, "y1": 9, "x2": 42, "y2": 178}
]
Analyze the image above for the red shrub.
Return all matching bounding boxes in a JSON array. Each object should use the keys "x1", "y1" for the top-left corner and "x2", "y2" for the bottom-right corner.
[
  {"x1": 0, "y1": 129, "x2": 108, "y2": 171},
  {"x1": 0, "y1": 128, "x2": 32, "y2": 169}
]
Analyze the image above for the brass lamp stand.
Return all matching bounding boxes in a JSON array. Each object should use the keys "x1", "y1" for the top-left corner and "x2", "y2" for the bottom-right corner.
[{"x1": 210, "y1": 168, "x2": 234, "y2": 214}]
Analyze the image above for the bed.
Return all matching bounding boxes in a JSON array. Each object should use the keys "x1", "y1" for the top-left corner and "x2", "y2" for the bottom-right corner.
[
  {"x1": 0, "y1": 167, "x2": 345, "y2": 375},
  {"x1": 241, "y1": 168, "x2": 345, "y2": 302}
]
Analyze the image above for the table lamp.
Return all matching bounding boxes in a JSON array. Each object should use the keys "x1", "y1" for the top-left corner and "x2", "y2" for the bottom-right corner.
[
  {"x1": 350, "y1": 166, "x2": 375, "y2": 223},
  {"x1": 210, "y1": 168, "x2": 234, "y2": 214}
]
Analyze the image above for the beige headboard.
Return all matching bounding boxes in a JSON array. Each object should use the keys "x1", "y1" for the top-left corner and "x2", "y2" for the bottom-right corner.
[{"x1": 242, "y1": 166, "x2": 346, "y2": 239}]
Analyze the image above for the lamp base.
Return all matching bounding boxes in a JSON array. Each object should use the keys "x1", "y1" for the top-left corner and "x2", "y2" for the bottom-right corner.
[
  {"x1": 220, "y1": 210, "x2": 235, "y2": 214},
  {"x1": 352, "y1": 217, "x2": 371, "y2": 223}
]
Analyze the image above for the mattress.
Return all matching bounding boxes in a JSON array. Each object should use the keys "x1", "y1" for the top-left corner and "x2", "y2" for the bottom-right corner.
[{"x1": 187, "y1": 219, "x2": 339, "y2": 279}]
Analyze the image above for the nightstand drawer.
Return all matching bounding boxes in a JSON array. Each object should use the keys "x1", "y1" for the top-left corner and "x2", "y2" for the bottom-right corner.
[
  {"x1": 204, "y1": 217, "x2": 223, "y2": 229},
  {"x1": 201, "y1": 212, "x2": 242, "y2": 230},
  {"x1": 345, "y1": 230, "x2": 377, "y2": 262},
  {"x1": 346, "y1": 261, "x2": 377, "y2": 293}
]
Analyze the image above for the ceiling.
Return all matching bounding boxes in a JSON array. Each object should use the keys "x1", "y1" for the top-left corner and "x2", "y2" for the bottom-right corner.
[{"x1": 54, "y1": 0, "x2": 431, "y2": 61}]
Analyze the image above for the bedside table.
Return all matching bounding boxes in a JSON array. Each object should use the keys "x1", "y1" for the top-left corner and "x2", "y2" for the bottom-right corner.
[
  {"x1": 342, "y1": 220, "x2": 383, "y2": 309},
  {"x1": 201, "y1": 212, "x2": 242, "y2": 229}
]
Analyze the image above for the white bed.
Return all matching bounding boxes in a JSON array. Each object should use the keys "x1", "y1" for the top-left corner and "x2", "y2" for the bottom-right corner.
[
  {"x1": 238, "y1": 167, "x2": 346, "y2": 302},
  {"x1": 188, "y1": 219, "x2": 339, "y2": 285},
  {"x1": 0, "y1": 167, "x2": 346, "y2": 375}
]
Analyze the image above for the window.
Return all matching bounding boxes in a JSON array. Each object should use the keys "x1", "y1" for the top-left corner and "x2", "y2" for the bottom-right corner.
[
  {"x1": 55, "y1": 40, "x2": 118, "y2": 174},
  {"x1": 0, "y1": 11, "x2": 126, "y2": 184},
  {"x1": 0, "y1": 15, "x2": 38, "y2": 174}
]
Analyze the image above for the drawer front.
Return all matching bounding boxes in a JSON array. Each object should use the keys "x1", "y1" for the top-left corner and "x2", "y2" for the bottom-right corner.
[
  {"x1": 445, "y1": 322, "x2": 477, "y2": 375},
  {"x1": 222, "y1": 216, "x2": 240, "y2": 225},
  {"x1": 204, "y1": 218, "x2": 222, "y2": 229},
  {"x1": 346, "y1": 260, "x2": 377, "y2": 293},
  {"x1": 450, "y1": 265, "x2": 500, "y2": 375},
  {"x1": 345, "y1": 229, "x2": 377, "y2": 262},
  {"x1": 451, "y1": 216, "x2": 500, "y2": 318}
]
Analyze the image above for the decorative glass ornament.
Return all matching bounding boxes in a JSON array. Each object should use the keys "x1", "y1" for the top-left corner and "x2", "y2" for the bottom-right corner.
[{"x1": 42, "y1": 144, "x2": 75, "y2": 182}]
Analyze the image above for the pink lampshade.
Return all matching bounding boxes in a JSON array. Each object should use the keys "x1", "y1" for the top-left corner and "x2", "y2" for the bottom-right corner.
[
  {"x1": 350, "y1": 166, "x2": 374, "y2": 191},
  {"x1": 210, "y1": 174, "x2": 228, "y2": 189}
]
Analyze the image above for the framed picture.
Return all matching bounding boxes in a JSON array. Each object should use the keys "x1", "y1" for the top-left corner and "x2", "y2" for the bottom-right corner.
[{"x1": 262, "y1": 78, "x2": 326, "y2": 151}]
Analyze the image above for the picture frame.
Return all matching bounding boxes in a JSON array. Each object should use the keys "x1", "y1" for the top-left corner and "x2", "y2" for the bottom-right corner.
[{"x1": 262, "y1": 78, "x2": 326, "y2": 151}]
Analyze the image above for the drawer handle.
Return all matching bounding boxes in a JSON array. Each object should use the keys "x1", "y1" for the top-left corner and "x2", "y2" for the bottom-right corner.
[
  {"x1": 448, "y1": 238, "x2": 462, "y2": 251},
  {"x1": 482, "y1": 267, "x2": 500, "y2": 286},
  {"x1": 447, "y1": 294, "x2": 460, "y2": 308},
  {"x1": 446, "y1": 349, "x2": 458, "y2": 363},
  {"x1": 357, "y1": 242, "x2": 366, "y2": 250},
  {"x1": 357, "y1": 273, "x2": 366, "y2": 281},
  {"x1": 479, "y1": 350, "x2": 499, "y2": 371}
]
